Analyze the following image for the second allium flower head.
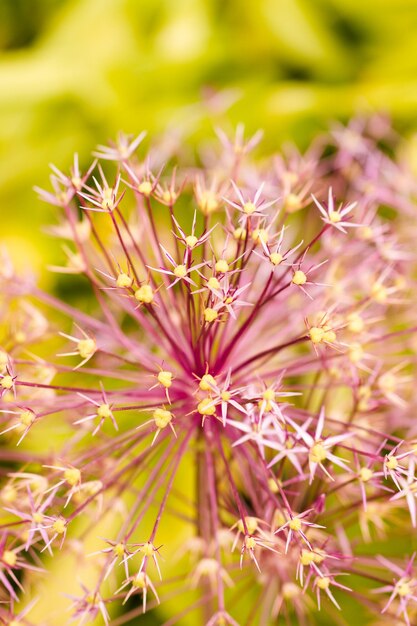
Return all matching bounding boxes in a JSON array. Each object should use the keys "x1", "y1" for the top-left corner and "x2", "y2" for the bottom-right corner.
[{"x1": 1, "y1": 118, "x2": 417, "y2": 625}]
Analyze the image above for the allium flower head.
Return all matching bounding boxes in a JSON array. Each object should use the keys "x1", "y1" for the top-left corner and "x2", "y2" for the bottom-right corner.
[{"x1": 1, "y1": 118, "x2": 417, "y2": 625}]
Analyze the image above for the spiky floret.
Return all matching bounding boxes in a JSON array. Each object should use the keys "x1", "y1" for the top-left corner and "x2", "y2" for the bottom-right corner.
[{"x1": 1, "y1": 118, "x2": 417, "y2": 625}]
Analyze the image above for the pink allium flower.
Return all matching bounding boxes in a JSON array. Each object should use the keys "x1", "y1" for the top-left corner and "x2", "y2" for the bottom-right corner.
[{"x1": 1, "y1": 117, "x2": 417, "y2": 625}]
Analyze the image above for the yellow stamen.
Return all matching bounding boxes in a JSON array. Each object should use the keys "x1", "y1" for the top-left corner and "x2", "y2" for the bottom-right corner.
[
  {"x1": 158, "y1": 370, "x2": 173, "y2": 388},
  {"x1": 153, "y1": 408, "x2": 173, "y2": 429},
  {"x1": 77, "y1": 338, "x2": 96, "y2": 360},
  {"x1": 292, "y1": 270, "x2": 307, "y2": 286},
  {"x1": 138, "y1": 181, "x2": 153, "y2": 196},
  {"x1": 199, "y1": 374, "x2": 216, "y2": 391},
  {"x1": 116, "y1": 273, "x2": 133, "y2": 288},
  {"x1": 197, "y1": 398, "x2": 216, "y2": 416},
  {"x1": 135, "y1": 285, "x2": 154, "y2": 304},
  {"x1": 215, "y1": 259, "x2": 229, "y2": 273},
  {"x1": 204, "y1": 308, "x2": 218, "y2": 323},
  {"x1": 173, "y1": 265, "x2": 187, "y2": 279}
]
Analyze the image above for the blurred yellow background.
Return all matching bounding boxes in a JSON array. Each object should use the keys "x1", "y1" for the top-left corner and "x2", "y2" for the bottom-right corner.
[{"x1": 2, "y1": 0, "x2": 417, "y2": 278}]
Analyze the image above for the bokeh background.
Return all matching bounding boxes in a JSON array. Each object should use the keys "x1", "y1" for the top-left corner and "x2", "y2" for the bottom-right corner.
[
  {"x1": 1, "y1": 1, "x2": 417, "y2": 623},
  {"x1": 2, "y1": 0, "x2": 417, "y2": 277}
]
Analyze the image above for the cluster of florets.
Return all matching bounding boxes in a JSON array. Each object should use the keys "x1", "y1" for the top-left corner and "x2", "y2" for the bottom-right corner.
[{"x1": 1, "y1": 117, "x2": 417, "y2": 625}]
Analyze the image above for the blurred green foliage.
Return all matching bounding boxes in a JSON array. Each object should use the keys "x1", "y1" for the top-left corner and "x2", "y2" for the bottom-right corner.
[{"x1": 2, "y1": 0, "x2": 417, "y2": 279}]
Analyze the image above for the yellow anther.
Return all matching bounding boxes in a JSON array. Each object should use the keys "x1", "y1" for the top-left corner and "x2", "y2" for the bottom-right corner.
[
  {"x1": 233, "y1": 227, "x2": 247, "y2": 241},
  {"x1": 263, "y1": 388, "x2": 275, "y2": 401},
  {"x1": 292, "y1": 270, "x2": 307, "y2": 286},
  {"x1": 97, "y1": 404, "x2": 112, "y2": 419},
  {"x1": 285, "y1": 193, "x2": 302, "y2": 213},
  {"x1": 316, "y1": 576, "x2": 330, "y2": 590},
  {"x1": 300, "y1": 549, "x2": 315, "y2": 566},
  {"x1": 199, "y1": 374, "x2": 216, "y2": 392},
  {"x1": 221, "y1": 391, "x2": 231, "y2": 402},
  {"x1": 64, "y1": 468, "x2": 81, "y2": 486},
  {"x1": 309, "y1": 327, "x2": 325, "y2": 344},
  {"x1": 359, "y1": 467, "x2": 373, "y2": 482},
  {"x1": 312, "y1": 549, "x2": 326, "y2": 564},
  {"x1": 138, "y1": 181, "x2": 153, "y2": 196},
  {"x1": 77, "y1": 338, "x2": 96, "y2": 360},
  {"x1": 153, "y1": 408, "x2": 173, "y2": 429},
  {"x1": 82, "y1": 480, "x2": 102, "y2": 496},
  {"x1": 173, "y1": 264, "x2": 187, "y2": 279},
  {"x1": 0, "y1": 375, "x2": 13, "y2": 390},
  {"x1": 268, "y1": 477, "x2": 280, "y2": 493},
  {"x1": 260, "y1": 388, "x2": 275, "y2": 412},
  {"x1": 101, "y1": 187, "x2": 115, "y2": 211},
  {"x1": 2, "y1": 549, "x2": 17, "y2": 567},
  {"x1": 197, "y1": 398, "x2": 216, "y2": 416},
  {"x1": 208, "y1": 277, "x2": 221, "y2": 290},
  {"x1": 328, "y1": 366, "x2": 341, "y2": 379},
  {"x1": 204, "y1": 308, "x2": 218, "y2": 323},
  {"x1": 215, "y1": 259, "x2": 229, "y2": 274},
  {"x1": 237, "y1": 517, "x2": 258, "y2": 535},
  {"x1": 323, "y1": 329, "x2": 336, "y2": 343},
  {"x1": 357, "y1": 225, "x2": 373, "y2": 240},
  {"x1": 245, "y1": 536, "x2": 257, "y2": 550},
  {"x1": 310, "y1": 443, "x2": 327, "y2": 464},
  {"x1": 385, "y1": 455, "x2": 398, "y2": 470},
  {"x1": 289, "y1": 517, "x2": 302, "y2": 531},
  {"x1": 282, "y1": 582, "x2": 300, "y2": 599},
  {"x1": 71, "y1": 176, "x2": 82, "y2": 190},
  {"x1": 14, "y1": 331, "x2": 26, "y2": 344},
  {"x1": 157, "y1": 370, "x2": 173, "y2": 388},
  {"x1": 135, "y1": 284, "x2": 154, "y2": 304},
  {"x1": 162, "y1": 190, "x2": 177, "y2": 204},
  {"x1": 141, "y1": 542, "x2": 154, "y2": 556},
  {"x1": 273, "y1": 510, "x2": 286, "y2": 528},
  {"x1": 116, "y1": 273, "x2": 133, "y2": 288},
  {"x1": 198, "y1": 190, "x2": 219, "y2": 215},
  {"x1": 185, "y1": 235, "x2": 198, "y2": 248},
  {"x1": 397, "y1": 578, "x2": 414, "y2": 597},
  {"x1": 328, "y1": 211, "x2": 341, "y2": 223},
  {"x1": 282, "y1": 171, "x2": 299, "y2": 187},
  {"x1": 347, "y1": 313, "x2": 364, "y2": 334},
  {"x1": 19, "y1": 410, "x2": 35, "y2": 427},
  {"x1": 371, "y1": 282, "x2": 387, "y2": 303},
  {"x1": 114, "y1": 543, "x2": 125, "y2": 557},
  {"x1": 86, "y1": 593, "x2": 98, "y2": 606},
  {"x1": 58, "y1": 190, "x2": 70, "y2": 205},
  {"x1": 348, "y1": 342, "x2": 363, "y2": 363},
  {"x1": 133, "y1": 572, "x2": 147, "y2": 588},
  {"x1": 270, "y1": 252, "x2": 283, "y2": 266},
  {"x1": 1, "y1": 485, "x2": 17, "y2": 503},
  {"x1": 252, "y1": 229, "x2": 268, "y2": 244},
  {"x1": 53, "y1": 518, "x2": 66, "y2": 534},
  {"x1": 243, "y1": 202, "x2": 256, "y2": 215},
  {"x1": 33, "y1": 512, "x2": 44, "y2": 524}
]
